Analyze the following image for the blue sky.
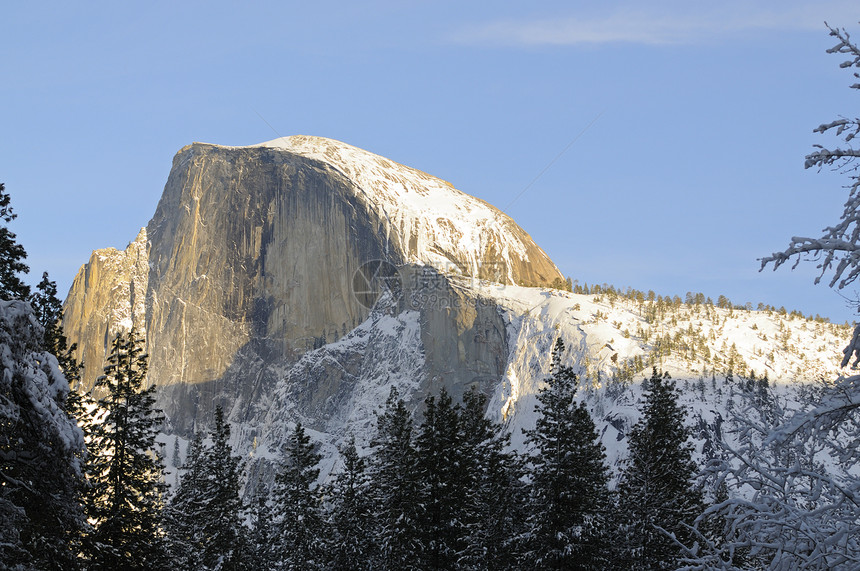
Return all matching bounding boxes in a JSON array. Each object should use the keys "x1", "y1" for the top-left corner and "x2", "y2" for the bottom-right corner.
[{"x1": 2, "y1": 1, "x2": 859, "y2": 322}]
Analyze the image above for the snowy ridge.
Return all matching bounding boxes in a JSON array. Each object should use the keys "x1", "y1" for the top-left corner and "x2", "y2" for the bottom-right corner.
[
  {"x1": 460, "y1": 280, "x2": 850, "y2": 473},
  {"x1": 247, "y1": 135, "x2": 551, "y2": 284}
]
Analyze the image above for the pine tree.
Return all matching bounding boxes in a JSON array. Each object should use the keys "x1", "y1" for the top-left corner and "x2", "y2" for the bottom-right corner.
[
  {"x1": 28, "y1": 271, "x2": 89, "y2": 427},
  {"x1": 615, "y1": 367, "x2": 704, "y2": 570},
  {"x1": 367, "y1": 386, "x2": 421, "y2": 569},
  {"x1": 248, "y1": 490, "x2": 277, "y2": 571},
  {"x1": 29, "y1": 272, "x2": 83, "y2": 386},
  {"x1": 459, "y1": 387, "x2": 525, "y2": 570},
  {"x1": 200, "y1": 406, "x2": 247, "y2": 569},
  {"x1": 84, "y1": 330, "x2": 168, "y2": 570},
  {"x1": 413, "y1": 388, "x2": 470, "y2": 569},
  {"x1": 521, "y1": 338, "x2": 613, "y2": 570},
  {"x1": 165, "y1": 407, "x2": 246, "y2": 570},
  {"x1": 273, "y1": 422, "x2": 326, "y2": 570},
  {"x1": 0, "y1": 187, "x2": 85, "y2": 569},
  {"x1": 326, "y1": 435, "x2": 376, "y2": 570},
  {"x1": 165, "y1": 431, "x2": 206, "y2": 569},
  {"x1": 29, "y1": 272, "x2": 64, "y2": 353},
  {"x1": 172, "y1": 436, "x2": 182, "y2": 469},
  {"x1": 0, "y1": 184, "x2": 30, "y2": 300}
]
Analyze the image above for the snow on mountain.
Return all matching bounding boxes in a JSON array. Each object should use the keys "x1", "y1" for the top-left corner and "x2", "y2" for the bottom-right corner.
[
  {"x1": 229, "y1": 274, "x2": 850, "y2": 488},
  {"x1": 465, "y1": 279, "x2": 849, "y2": 476},
  {"x1": 237, "y1": 309, "x2": 429, "y2": 487},
  {"x1": 252, "y1": 135, "x2": 553, "y2": 285}
]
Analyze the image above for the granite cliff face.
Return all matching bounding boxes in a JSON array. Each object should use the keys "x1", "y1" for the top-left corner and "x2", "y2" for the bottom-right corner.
[
  {"x1": 64, "y1": 136, "x2": 563, "y2": 432},
  {"x1": 63, "y1": 228, "x2": 149, "y2": 391}
]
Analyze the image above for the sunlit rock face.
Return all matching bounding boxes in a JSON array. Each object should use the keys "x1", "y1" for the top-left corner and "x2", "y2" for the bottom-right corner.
[
  {"x1": 63, "y1": 227, "x2": 149, "y2": 392},
  {"x1": 63, "y1": 137, "x2": 564, "y2": 433}
]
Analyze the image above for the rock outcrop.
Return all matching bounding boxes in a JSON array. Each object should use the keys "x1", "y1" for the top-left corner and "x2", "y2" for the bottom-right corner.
[
  {"x1": 63, "y1": 136, "x2": 564, "y2": 431},
  {"x1": 63, "y1": 227, "x2": 149, "y2": 390}
]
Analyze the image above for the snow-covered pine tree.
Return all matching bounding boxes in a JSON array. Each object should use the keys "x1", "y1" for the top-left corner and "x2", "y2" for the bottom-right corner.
[
  {"x1": 0, "y1": 187, "x2": 86, "y2": 569},
  {"x1": 0, "y1": 183, "x2": 30, "y2": 300},
  {"x1": 367, "y1": 386, "x2": 421, "y2": 570},
  {"x1": 248, "y1": 490, "x2": 277, "y2": 571},
  {"x1": 273, "y1": 422, "x2": 326, "y2": 570},
  {"x1": 0, "y1": 299, "x2": 86, "y2": 570},
  {"x1": 83, "y1": 330, "x2": 168, "y2": 570},
  {"x1": 166, "y1": 408, "x2": 247, "y2": 570},
  {"x1": 458, "y1": 386, "x2": 525, "y2": 570},
  {"x1": 521, "y1": 337, "x2": 613, "y2": 570},
  {"x1": 615, "y1": 367, "x2": 704, "y2": 570},
  {"x1": 165, "y1": 432, "x2": 207, "y2": 570},
  {"x1": 413, "y1": 388, "x2": 470, "y2": 569},
  {"x1": 326, "y1": 435, "x2": 376, "y2": 570},
  {"x1": 201, "y1": 406, "x2": 247, "y2": 569},
  {"x1": 28, "y1": 272, "x2": 88, "y2": 422}
]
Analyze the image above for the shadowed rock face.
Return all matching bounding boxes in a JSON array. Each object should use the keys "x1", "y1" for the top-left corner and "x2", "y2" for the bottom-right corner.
[{"x1": 63, "y1": 137, "x2": 564, "y2": 433}]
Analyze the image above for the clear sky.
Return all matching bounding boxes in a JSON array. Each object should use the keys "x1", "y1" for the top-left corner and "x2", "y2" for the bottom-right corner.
[{"x1": 3, "y1": 1, "x2": 859, "y2": 323}]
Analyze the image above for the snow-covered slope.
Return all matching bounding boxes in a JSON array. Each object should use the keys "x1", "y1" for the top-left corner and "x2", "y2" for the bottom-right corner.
[
  {"x1": 461, "y1": 280, "x2": 849, "y2": 475},
  {"x1": 224, "y1": 277, "x2": 851, "y2": 488}
]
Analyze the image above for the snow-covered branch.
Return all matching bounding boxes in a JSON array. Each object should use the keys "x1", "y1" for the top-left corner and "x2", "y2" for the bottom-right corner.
[
  {"x1": 761, "y1": 235, "x2": 860, "y2": 289},
  {"x1": 683, "y1": 373, "x2": 860, "y2": 569},
  {"x1": 814, "y1": 118, "x2": 859, "y2": 136},
  {"x1": 761, "y1": 23, "x2": 860, "y2": 300},
  {"x1": 843, "y1": 325, "x2": 860, "y2": 367},
  {"x1": 805, "y1": 147, "x2": 860, "y2": 168},
  {"x1": 826, "y1": 22, "x2": 860, "y2": 72}
]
